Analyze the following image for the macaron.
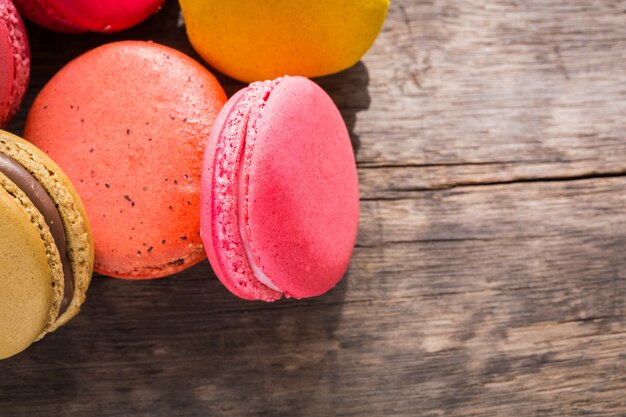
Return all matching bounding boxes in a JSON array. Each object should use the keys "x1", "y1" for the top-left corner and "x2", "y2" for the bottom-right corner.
[
  {"x1": 0, "y1": 130, "x2": 93, "y2": 360},
  {"x1": 24, "y1": 41, "x2": 227, "y2": 279},
  {"x1": 0, "y1": 0, "x2": 29, "y2": 128},
  {"x1": 179, "y1": 0, "x2": 390, "y2": 82},
  {"x1": 13, "y1": 0, "x2": 164, "y2": 33},
  {"x1": 200, "y1": 76, "x2": 359, "y2": 301}
]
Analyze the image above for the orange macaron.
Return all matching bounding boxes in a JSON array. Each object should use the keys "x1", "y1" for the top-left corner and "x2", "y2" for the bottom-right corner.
[{"x1": 24, "y1": 41, "x2": 226, "y2": 279}]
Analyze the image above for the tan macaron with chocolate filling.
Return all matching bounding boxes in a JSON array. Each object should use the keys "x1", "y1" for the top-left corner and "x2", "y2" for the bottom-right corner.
[{"x1": 0, "y1": 130, "x2": 93, "y2": 360}]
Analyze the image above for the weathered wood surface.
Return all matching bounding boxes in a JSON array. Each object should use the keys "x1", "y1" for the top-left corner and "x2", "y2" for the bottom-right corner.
[{"x1": 2, "y1": 0, "x2": 626, "y2": 416}]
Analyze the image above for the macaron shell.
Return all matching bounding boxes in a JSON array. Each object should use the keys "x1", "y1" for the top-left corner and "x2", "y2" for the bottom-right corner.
[
  {"x1": 25, "y1": 41, "x2": 226, "y2": 279},
  {"x1": 0, "y1": 131, "x2": 94, "y2": 331},
  {"x1": 0, "y1": 0, "x2": 30, "y2": 127},
  {"x1": 244, "y1": 77, "x2": 359, "y2": 298},
  {"x1": 180, "y1": 0, "x2": 389, "y2": 82},
  {"x1": 200, "y1": 85, "x2": 282, "y2": 301},
  {"x1": 12, "y1": 0, "x2": 82, "y2": 32},
  {"x1": 14, "y1": 0, "x2": 164, "y2": 33},
  {"x1": 0, "y1": 180, "x2": 55, "y2": 360}
]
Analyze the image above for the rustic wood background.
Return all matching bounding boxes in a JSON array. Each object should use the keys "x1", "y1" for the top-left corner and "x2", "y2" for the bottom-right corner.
[{"x1": 2, "y1": 0, "x2": 625, "y2": 415}]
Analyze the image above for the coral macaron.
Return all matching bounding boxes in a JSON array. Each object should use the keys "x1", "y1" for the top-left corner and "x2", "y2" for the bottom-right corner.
[
  {"x1": 200, "y1": 76, "x2": 359, "y2": 301},
  {"x1": 25, "y1": 41, "x2": 226, "y2": 279},
  {"x1": 0, "y1": 0, "x2": 29, "y2": 128},
  {"x1": 0, "y1": 130, "x2": 93, "y2": 360},
  {"x1": 13, "y1": 0, "x2": 164, "y2": 33},
  {"x1": 180, "y1": 0, "x2": 390, "y2": 82}
]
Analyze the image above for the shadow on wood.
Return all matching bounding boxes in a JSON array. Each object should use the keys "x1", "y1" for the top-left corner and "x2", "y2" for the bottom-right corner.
[
  {"x1": 317, "y1": 61, "x2": 371, "y2": 156},
  {"x1": 0, "y1": 259, "x2": 349, "y2": 415}
]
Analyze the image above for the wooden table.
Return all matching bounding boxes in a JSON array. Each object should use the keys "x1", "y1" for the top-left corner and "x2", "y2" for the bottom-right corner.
[{"x1": 3, "y1": 1, "x2": 625, "y2": 415}]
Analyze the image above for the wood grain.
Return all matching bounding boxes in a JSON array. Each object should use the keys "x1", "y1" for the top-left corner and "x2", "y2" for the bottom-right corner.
[{"x1": 2, "y1": 0, "x2": 626, "y2": 416}]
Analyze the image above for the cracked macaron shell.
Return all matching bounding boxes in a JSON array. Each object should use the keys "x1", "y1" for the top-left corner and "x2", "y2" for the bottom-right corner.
[
  {"x1": 201, "y1": 76, "x2": 359, "y2": 301},
  {"x1": 24, "y1": 41, "x2": 227, "y2": 279},
  {"x1": 0, "y1": 0, "x2": 30, "y2": 127},
  {"x1": 13, "y1": 0, "x2": 165, "y2": 33}
]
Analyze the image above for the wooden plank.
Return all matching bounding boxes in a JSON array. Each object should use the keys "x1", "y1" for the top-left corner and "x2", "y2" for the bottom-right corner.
[
  {"x1": 1, "y1": 177, "x2": 625, "y2": 416},
  {"x1": 1, "y1": 279, "x2": 623, "y2": 417},
  {"x1": 355, "y1": 177, "x2": 626, "y2": 318},
  {"x1": 1, "y1": 0, "x2": 625, "y2": 416},
  {"x1": 350, "y1": 0, "x2": 626, "y2": 179}
]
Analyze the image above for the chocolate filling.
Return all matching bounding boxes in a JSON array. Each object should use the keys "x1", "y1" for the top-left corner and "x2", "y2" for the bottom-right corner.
[{"x1": 0, "y1": 154, "x2": 74, "y2": 316}]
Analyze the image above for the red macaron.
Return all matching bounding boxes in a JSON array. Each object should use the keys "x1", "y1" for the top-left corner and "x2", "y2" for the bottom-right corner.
[
  {"x1": 0, "y1": 0, "x2": 29, "y2": 128},
  {"x1": 200, "y1": 76, "x2": 359, "y2": 301},
  {"x1": 13, "y1": 0, "x2": 164, "y2": 33},
  {"x1": 24, "y1": 41, "x2": 227, "y2": 279}
]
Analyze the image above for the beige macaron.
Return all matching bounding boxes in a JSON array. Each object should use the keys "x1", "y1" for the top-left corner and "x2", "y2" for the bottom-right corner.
[{"x1": 0, "y1": 130, "x2": 93, "y2": 360}]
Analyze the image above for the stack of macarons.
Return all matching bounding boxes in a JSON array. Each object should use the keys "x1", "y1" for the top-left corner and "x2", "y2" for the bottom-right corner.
[{"x1": 1, "y1": 0, "x2": 389, "y2": 358}]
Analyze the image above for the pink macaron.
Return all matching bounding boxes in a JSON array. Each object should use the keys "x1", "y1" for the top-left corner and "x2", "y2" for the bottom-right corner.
[
  {"x1": 13, "y1": 0, "x2": 164, "y2": 33},
  {"x1": 0, "y1": 0, "x2": 29, "y2": 127},
  {"x1": 200, "y1": 76, "x2": 359, "y2": 301}
]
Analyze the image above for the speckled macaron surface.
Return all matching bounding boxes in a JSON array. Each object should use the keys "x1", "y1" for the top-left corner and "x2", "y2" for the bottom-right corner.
[
  {"x1": 179, "y1": 0, "x2": 390, "y2": 82},
  {"x1": 25, "y1": 41, "x2": 227, "y2": 279},
  {"x1": 0, "y1": 130, "x2": 93, "y2": 360},
  {"x1": 14, "y1": 0, "x2": 165, "y2": 33},
  {"x1": 200, "y1": 76, "x2": 359, "y2": 301},
  {"x1": 0, "y1": 0, "x2": 30, "y2": 127}
]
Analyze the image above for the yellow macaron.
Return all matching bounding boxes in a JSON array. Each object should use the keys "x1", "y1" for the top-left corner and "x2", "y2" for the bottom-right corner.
[
  {"x1": 179, "y1": 0, "x2": 390, "y2": 82},
  {"x1": 0, "y1": 130, "x2": 93, "y2": 360}
]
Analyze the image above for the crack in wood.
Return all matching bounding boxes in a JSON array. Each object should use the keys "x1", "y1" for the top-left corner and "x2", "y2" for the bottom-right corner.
[
  {"x1": 358, "y1": 160, "x2": 576, "y2": 169},
  {"x1": 355, "y1": 237, "x2": 502, "y2": 248},
  {"x1": 558, "y1": 315, "x2": 624, "y2": 325},
  {"x1": 361, "y1": 170, "x2": 626, "y2": 200},
  {"x1": 171, "y1": 298, "x2": 374, "y2": 317},
  {"x1": 355, "y1": 234, "x2": 565, "y2": 248}
]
